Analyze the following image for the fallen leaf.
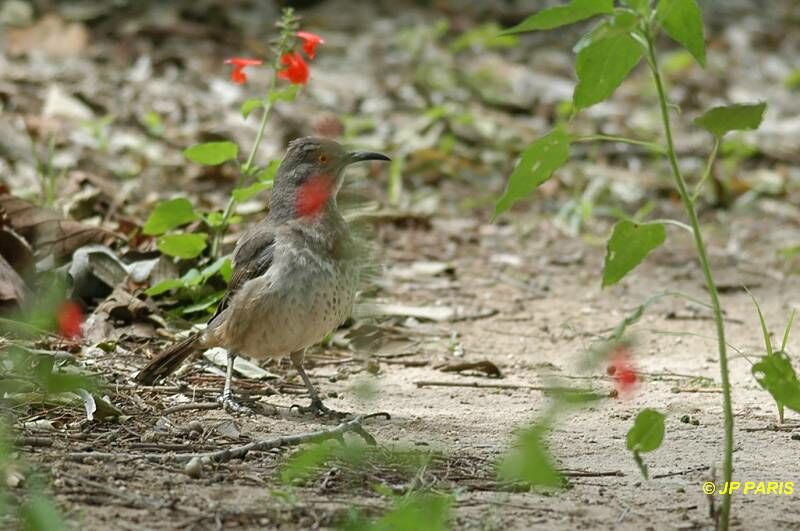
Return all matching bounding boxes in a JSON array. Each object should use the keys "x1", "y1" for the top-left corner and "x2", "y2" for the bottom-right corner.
[
  {"x1": 0, "y1": 254, "x2": 27, "y2": 309},
  {"x1": 0, "y1": 216, "x2": 34, "y2": 273},
  {"x1": 5, "y1": 14, "x2": 89, "y2": 57},
  {"x1": 436, "y1": 360, "x2": 503, "y2": 378},
  {"x1": 0, "y1": 195, "x2": 118, "y2": 261}
]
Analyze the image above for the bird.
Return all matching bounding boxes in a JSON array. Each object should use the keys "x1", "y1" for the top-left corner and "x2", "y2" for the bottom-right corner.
[{"x1": 135, "y1": 137, "x2": 390, "y2": 415}]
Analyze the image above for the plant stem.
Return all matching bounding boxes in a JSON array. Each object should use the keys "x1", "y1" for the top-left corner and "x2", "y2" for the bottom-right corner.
[
  {"x1": 645, "y1": 33, "x2": 734, "y2": 531},
  {"x1": 691, "y1": 138, "x2": 720, "y2": 202},
  {"x1": 574, "y1": 134, "x2": 665, "y2": 154},
  {"x1": 209, "y1": 8, "x2": 298, "y2": 258},
  {"x1": 210, "y1": 99, "x2": 273, "y2": 258}
]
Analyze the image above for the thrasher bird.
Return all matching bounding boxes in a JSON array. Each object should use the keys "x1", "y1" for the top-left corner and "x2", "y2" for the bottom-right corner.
[{"x1": 135, "y1": 137, "x2": 390, "y2": 415}]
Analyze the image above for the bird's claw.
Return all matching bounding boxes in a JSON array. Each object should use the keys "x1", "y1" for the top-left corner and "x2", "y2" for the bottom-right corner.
[
  {"x1": 290, "y1": 398, "x2": 349, "y2": 419},
  {"x1": 217, "y1": 392, "x2": 252, "y2": 415}
]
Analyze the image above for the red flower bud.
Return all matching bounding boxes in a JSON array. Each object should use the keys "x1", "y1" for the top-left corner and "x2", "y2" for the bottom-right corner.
[
  {"x1": 57, "y1": 300, "x2": 83, "y2": 340},
  {"x1": 296, "y1": 31, "x2": 324, "y2": 59},
  {"x1": 224, "y1": 57, "x2": 263, "y2": 85},
  {"x1": 277, "y1": 52, "x2": 309, "y2": 85},
  {"x1": 607, "y1": 345, "x2": 638, "y2": 396}
]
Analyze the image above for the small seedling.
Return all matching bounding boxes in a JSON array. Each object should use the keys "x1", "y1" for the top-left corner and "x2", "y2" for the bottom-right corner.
[
  {"x1": 493, "y1": 1, "x2": 768, "y2": 528},
  {"x1": 749, "y1": 292, "x2": 800, "y2": 423},
  {"x1": 143, "y1": 8, "x2": 322, "y2": 316}
]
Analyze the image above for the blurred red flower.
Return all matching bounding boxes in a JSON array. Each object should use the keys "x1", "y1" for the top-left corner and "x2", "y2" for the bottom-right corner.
[
  {"x1": 607, "y1": 345, "x2": 638, "y2": 396},
  {"x1": 57, "y1": 300, "x2": 83, "y2": 340},
  {"x1": 277, "y1": 52, "x2": 309, "y2": 84},
  {"x1": 224, "y1": 57, "x2": 263, "y2": 85},
  {"x1": 296, "y1": 31, "x2": 324, "y2": 59}
]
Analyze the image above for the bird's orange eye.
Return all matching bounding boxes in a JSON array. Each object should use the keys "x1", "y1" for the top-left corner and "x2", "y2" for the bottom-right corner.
[{"x1": 318, "y1": 154, "x2": 328, "y2": 164}]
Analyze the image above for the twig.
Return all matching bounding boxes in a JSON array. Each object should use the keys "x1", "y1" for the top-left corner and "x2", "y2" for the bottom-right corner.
[
  {"x1": 652, "y1": 465, "x2": 710, "y2": 479},
  {"x1": 670, "y1": 387, "x2": 723, "y2": 394},
  {"x1": 68, "y1": 475, "x2": 161, "y2": 510},
  {"x1": 162, "y1": 402, "x2": 221, "y2": 415},
  {"x1": 561, "y1": 469, "x2": 625, "y2": 478},
  {"x1": 66, "y1": 416, "x2": 381, "y2": 466},
  {"x1": 413, "y1": 380, "x2": 602, "y2": 395},
  {"x1": 14, "y1": 436, "x2": 53, "y2": 447},
  {"x1": 741, "y1": 423, "x2": 800, "y2": 433}
]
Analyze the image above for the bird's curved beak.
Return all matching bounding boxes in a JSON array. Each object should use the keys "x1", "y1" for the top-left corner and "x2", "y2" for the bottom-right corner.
[{"x1": 347, "y1": 151, "x2": 391, "y2": 164}]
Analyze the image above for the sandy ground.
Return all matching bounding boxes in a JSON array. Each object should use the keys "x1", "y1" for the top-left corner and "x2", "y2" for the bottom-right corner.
[{"x1": 26, "y1": 205, "x2": 800, "y2": 530}]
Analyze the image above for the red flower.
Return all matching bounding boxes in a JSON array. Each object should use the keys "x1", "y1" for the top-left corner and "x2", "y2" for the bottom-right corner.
[
  {"x1": 224, "y1": 57, "x2": 263, "y2": 85},
  {"x1": 296, "y1": 31, "x2": 324, "y2": 59},
  {"x1": 277, "y1": 52, "x2": 309, "y2": 84},
  {"x1": 57, "y1": 300, "x2": 83, "y2": 340},
  {"x1": 607, "y1": 345, "x2": 638, "y2": 396}
]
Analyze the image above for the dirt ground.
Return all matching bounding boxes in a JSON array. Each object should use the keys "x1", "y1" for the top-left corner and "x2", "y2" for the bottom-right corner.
[
  {"x1": 21, "y1": 206, "x2": 800, "y2": 530},
  {"x1": 3, "y1": 0, "x2": 800, "y2": 529}
]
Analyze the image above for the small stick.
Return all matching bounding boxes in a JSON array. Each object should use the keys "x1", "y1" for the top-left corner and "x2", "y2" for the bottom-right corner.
[
  {"x1": 413, "y1": 380, "x2": 601, "y2": 395},
  {"x1": 562, "y1": 469, "x2": 625, "y2": 478},
  {"x1": 14, "y1": 436, "x2": 53, "y2": 447},
  {"x1": 741, "y1": 424, "x2": 799, "y2": 433},
  {"x1": 65, "y1": 416, "x2": 381, "y2": 466},
  {"x1": 652, "y1": 465, "x2": 709, "y2": 479},
  {"x1": 670, "y1": 387, "x2": 723, "y2": 394},
  {"x1": 162, "y1": 402, "x2": 221, "y2": 415}
]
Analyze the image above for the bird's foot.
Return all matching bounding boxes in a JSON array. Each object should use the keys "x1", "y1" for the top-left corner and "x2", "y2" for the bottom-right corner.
[
  {"x1": 290, "y1": 398, "x2": 349, "y2": 419},
  {"x1": 217, "y1": 392, "x2": 252, "y2": 415}
]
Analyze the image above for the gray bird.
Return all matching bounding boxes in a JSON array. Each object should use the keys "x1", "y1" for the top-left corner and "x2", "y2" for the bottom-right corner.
[{"x1": 136, "y1": 137, "x2": 390, "y2": 415}]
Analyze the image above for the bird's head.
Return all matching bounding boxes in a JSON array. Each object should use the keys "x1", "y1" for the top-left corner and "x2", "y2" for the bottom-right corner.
[{"x1": 270, "y1": 136, "x2": 390, "y2": 220}]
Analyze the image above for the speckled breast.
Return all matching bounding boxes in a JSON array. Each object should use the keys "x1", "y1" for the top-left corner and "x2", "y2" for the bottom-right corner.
[{"x1": 221, "y1": 246, "x2": 359, "y2": 360}]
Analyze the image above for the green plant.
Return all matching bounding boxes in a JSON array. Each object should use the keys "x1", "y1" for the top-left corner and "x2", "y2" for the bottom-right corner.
[
  {"x1": 494, "y1": 1, "x2": 769, "y2": 528},
  {"x1": 143, "y1": 8, "x2": 322, "y2": 314},
  {"x1": 0, "y1": 281, "x2": 101, "y2": 530},
  {"x1": 749, "y1": 293, "x2": 799, "y2": 424}
]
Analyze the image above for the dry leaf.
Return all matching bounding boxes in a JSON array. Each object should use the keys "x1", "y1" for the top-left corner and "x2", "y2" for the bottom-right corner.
[
  {"x1": 0, "y1": 194, "x2": 118, "y2": 261},
  {"x1": 0, "y1": 254, "x2": 27, "y2": 309},
  {"x1": 5, "y1": 14, "x2": 89, "y2": 57}
]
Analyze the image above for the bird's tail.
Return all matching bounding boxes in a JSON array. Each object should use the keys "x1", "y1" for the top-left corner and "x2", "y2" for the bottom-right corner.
[{"x1": 135, "y1": 333, "x2": 203, "y2": 385}]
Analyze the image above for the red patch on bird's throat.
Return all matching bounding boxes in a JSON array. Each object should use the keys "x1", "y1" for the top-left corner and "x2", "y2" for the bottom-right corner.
[{"x1": 296, "y1": 174, "x2": 334, "y2": 217}]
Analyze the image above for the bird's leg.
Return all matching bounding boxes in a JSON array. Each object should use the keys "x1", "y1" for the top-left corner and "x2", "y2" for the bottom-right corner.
[
  {"x1": 217, "y1": 351, "x2": 251, "y2": 414},
  {"x1": 289, "y1": 350, "x2": 347, "y2": 418}
]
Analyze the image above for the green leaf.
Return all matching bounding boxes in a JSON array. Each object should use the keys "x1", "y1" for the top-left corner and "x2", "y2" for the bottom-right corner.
[
  {"x1": 204, "y1": 211, "x2": 226, "y2": 229},
  {"x1": 752, "y1": 351, "x2": 800, "y2": 413},
  {"x1": 268, "y1": 84, "x2": 300, "y2": 104},
  {"x1": 157, "y1": 233, "x2": 208, "y2": 259},
  {"x1": 573, "y1": 10, "x2": 639, "y2": 53},
  {"x1": 376, "y1": 492, "x2": 453, "y2": 531},
  {"x1": 574, "y1": 33, "x2": 644, "y2": 110},
  {"x1": 232, "y1": 181, "x2": 273, "y2": 202},
  {"x1": 281, "y1": 443, "x2": 336, "y2": 484},
  {"x1": 199, "y1": 256, "x2": 231, "y2": 283},
  {"x1": 656, "y1": 0, "x2": 706, "y2": 66},
  {"x1": 183, "y1": 141, "x2": 239, "y2": 166},
  {"x1": 241, "y1": 98, "x2": 263, "y2": 119},
  {"x1": 142, "y1": 198, "x2": 200, "y2": 236},
  {"x1": 498, "y1": 424, "x2": 564, "y2": 487},
  {"x1": 502, "y1": 0, "x2": 614, "y2": 34},
  {"x1": 602, "y1": 221, "x2": 665, "y2": 287},
  {"x1": 749, "y1": 290, "x2": 774, "y2": 356},
  {"x1": 693, "y1": 102, "x2": 767, "y2": 139},
  {"x1": 145, "y1": 278, "x2": 185, "y2": 296},
  {"x1": 626, "y1": 408, "x2": 666, "y2": 453},
  {"x1": 495, "y1": 128, "x2": 571, "y2": 216},
  {"x1": 21, "y1": 495, "x2": 67, "y2": 531},
  {"x1": 622, "y1": 0, "x2": 651, "y2": 14},
  {"x1": 220, "y1": 257, "x2": 233, "y2": 282},
  {"x1": 256, "y1": 160, "x2": 281, "y2": 182},
  {"x1": 181, "y1": 291, "x2": 224, "y2": 314}
]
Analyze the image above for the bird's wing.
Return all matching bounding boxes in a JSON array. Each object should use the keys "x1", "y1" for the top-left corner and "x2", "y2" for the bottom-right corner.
[{"x1": 208, "y1": 222, "x2": 276, "y2": 323}]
